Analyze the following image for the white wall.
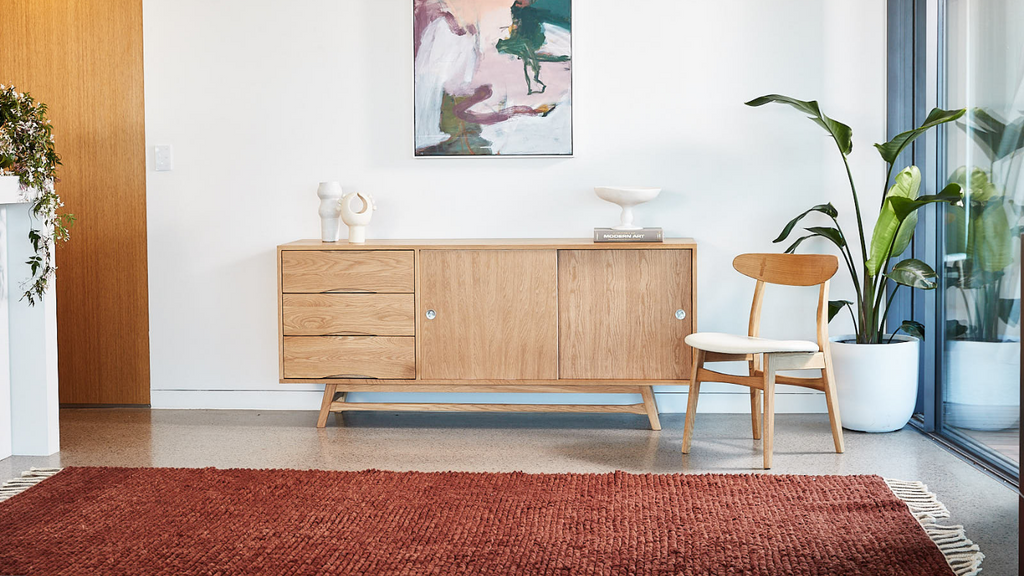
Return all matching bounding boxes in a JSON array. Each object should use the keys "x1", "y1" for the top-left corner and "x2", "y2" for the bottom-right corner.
[{"x1": 142, "y1": 0, "x2": 887, "y2": 411}]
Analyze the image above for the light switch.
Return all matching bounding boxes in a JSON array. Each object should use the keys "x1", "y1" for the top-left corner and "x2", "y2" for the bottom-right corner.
[{"x1": 154, "y1": 145, "x2": 174, "y2": 171}]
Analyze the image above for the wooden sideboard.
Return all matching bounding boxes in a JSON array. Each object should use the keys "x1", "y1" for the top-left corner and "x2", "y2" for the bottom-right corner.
[{"x1": 277, "y1": 239, "x2": 697, "y2": 429}]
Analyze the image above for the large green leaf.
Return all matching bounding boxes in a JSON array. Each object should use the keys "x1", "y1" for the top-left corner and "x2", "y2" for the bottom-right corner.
[
  {"x1": 773, "y1": 203, "x2": 838, "y2": 243},
  {"x1": 804, "y1": 226, "x2": 845, "y2": 247},
  {"x1": 887, "y1": 183, "x2": 963, "y2": 221},
  {"x1": 947, "y1": 319, "x2": 968, "y2": 339},
  {"x1": 784, "y1": 227, "x2": 846, "y2": 254},
  {"x1": 999, "y1": 299, "x2": 1020, "y2": 327},
  {"x1": 746, "y1": 95, "x2": 853, "y2": 155},
  {"x1": 949, "y1": 166, "x2": 1000, "y2": 203},
  {"x1": 886, "y1": 258, "x2": 937, "y2": 290},
  {"x1": 945, "y1": 203, "x2": 967, "y2": 255},
  {"x1": 896, "y1": 320, "x2": 925, "y2": 341},
  {"x1": 867, "y1": 166, "x2": 921, "y2": 276},
  {"x1": 975, "y1": 203, "x2": 1013, "y2": 272},
  {"x1": 959, "y1": 108, "x2": 1024, "y2": 161},
  {"x1": 874, "y1": 108, "x2": 966, "y2": 165},
  {"x1": 828, "y1": 299, "x2": 853, "y2": 323}
]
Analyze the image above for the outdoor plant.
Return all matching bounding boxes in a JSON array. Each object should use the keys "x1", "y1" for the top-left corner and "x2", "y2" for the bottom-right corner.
[
  {"x1": 946, "y1": 108, "x2": 1024, "y2": 342},
  {"x1": 0, "y1": 85, "x2": 73, "y2": 305},
  {"x1": 747, "y1": 94, "x2": 966, "y2": 344}
]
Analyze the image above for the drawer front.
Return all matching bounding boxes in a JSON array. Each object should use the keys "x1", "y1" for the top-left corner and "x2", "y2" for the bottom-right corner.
[
  {"x1": 281, "y1": 251, "x2": 414, "y2": 293},
  {"x1": 283, "y1": 336, "x2": 415, "y2": 379},
  {"x1": 283, "y1": 294, "x2": 415, "y2": 336}
]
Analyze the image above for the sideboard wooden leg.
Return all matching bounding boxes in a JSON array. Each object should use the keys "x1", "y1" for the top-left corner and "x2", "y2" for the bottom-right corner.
[
  {"x1": 640, "y1": 386, "x2": 661, "y2": 431},
  {"x1": 317, "y1": 384, "x2": 338, "y2": 428}
]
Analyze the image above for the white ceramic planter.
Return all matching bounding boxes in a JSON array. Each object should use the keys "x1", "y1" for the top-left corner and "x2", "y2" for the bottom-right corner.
[
  {"x1": 0, "y1": 174, "x2": 59, "y2": 458},
  {"x1": 0, "y1": 176, "x2": 16, "y2": 460},
  {"x1": 831, "y1": 334, "x2": 920, "y2": 432},
  {"x1": 944, "y1": 339, "x2": 1020, "y2": 431},
  {"x1": 0, "y1": 174, "x2": 21, "y2": 203}
]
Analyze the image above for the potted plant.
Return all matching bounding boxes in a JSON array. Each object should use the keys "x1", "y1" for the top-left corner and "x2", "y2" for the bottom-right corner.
[
  {"x1": 747, "y1": 94, "x2": 965, "y2": 432},
  {"x1": 0, "y1": 84, "x2": 73, "y2": 304},
  {"x1": 944, "y1": 108, "x2": 1022, "y2": 431}
]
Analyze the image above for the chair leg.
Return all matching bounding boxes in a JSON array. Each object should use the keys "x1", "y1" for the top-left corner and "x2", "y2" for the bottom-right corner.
[
  {"x1": 681, "y1": 349, "x2": 705, "y2": 454},
  {"x1": 316, "y1": 384, "x2": 338, "y2": 428},
  {"x1": 762, "y1": 356, "x2": 776, "y2": 469},
  {"x1": 750, "y1": 389, "x2": 762, "y2": 440},
  {"x1": 822, "y1": 351, "x2": 845, "y2": 453}
]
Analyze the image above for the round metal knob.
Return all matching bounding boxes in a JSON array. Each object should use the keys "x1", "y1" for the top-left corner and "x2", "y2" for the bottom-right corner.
[
  {"x1": 426, "y1": 309, "x2": 436, "y2": 320},
  {"x1": 675, "y1": 309, "x2": 686, "y2": 320}
]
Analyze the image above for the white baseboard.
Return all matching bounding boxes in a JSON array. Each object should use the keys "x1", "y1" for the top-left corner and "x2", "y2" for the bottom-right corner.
[{"x1": 151, "y1": 389, "x2": 829, "y2": 414}]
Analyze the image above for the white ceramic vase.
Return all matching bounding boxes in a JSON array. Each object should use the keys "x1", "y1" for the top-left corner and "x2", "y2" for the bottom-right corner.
[
  {"x1": 340, "y1": 191, "x2": 376, "y2": 244},
  {"x1": 830, "y1": 334, "x2": 920, "y2": 432},
  {"x1": 944, "y1": 339, "x2": 1020, "y2": 431},
  {"x1": 317, "y1": 182, "x2": 343, "y2": 242}
]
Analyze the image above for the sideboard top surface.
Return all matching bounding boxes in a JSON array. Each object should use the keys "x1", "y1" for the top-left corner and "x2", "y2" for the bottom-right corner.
[{"x1": 280, "y1": 238, "x2": 698, "y2": 251}]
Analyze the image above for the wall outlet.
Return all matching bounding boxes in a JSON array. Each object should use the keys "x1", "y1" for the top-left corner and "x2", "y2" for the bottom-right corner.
[{"x1": 154, "y1": 145, "x2": 174, "y2": 171}]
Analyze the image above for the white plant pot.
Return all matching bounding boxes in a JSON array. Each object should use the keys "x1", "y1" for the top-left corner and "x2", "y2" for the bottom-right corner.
[
  {"x1": 0, "y1": 176, "x2": 59, "y2": 457},
  {"x1": 831, "y1": 335, "x2": 920, "y2": 432},
  {"x1": 944, "y1": 339, "x2": 1020, "y2": 431},
  {"x1": 0, "y1": 176, "x2": 19, "y2": 460},
  {"x1": 0, "y1": 175, "x2": 21, "y2": 203}
]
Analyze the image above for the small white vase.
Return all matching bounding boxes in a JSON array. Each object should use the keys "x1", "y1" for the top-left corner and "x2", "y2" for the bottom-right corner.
[
  {"x1": 340, "y1": 191, "x2": 375, "y2": 244},
  {"x1": 831, "y1": 335, "x2": 920, "y2": 432},
  {"x1": 317, "y1": 182, "x2": 343, "y2": 242},
  {"x1": 944, "y1": 339, "x2": 1020, "y2": 431}
]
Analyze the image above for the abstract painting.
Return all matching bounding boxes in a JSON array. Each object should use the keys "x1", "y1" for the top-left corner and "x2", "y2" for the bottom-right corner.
[{"x1": 414, "y1": 0, "x2": 572, "y2": 157}]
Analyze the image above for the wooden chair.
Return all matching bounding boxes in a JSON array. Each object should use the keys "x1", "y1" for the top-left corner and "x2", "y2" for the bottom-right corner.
[{"x1": 681, "y1": 253, "x2": 845, "y2": 469}]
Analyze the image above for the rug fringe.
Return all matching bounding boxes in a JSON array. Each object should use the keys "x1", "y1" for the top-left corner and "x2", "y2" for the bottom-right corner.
[
  {"x1": 885, "y1": 478, "x2": 985, "y2": 576},
  {"x1": 0, "y1": 468, "x2": 63, "y2": 503}
]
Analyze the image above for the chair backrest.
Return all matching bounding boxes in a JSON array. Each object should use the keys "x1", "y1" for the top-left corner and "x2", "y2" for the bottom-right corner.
[
  {"x1": 732, "y1": 253, "x2": 839, "y2": 350},
  {"x1": 733, "y1": 253, "x2": 838, "y2": 286}
]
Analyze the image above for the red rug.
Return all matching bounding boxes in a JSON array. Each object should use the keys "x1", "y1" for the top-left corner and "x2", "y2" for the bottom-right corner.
[{"x1": 0, "y1": 467, "x2": 977, "y2": 575}]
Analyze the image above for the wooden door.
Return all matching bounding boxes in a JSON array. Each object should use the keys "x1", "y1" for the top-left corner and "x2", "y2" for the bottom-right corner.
[
  {"x1": 0, "y1": 0, "x2": 150, "y2": 404},
  {"x1": 419, "y1": 250, "x2": 558, "y2": 380},
  {"x1": 558, "y1": 249, "x2": 692, "y2": 379}
]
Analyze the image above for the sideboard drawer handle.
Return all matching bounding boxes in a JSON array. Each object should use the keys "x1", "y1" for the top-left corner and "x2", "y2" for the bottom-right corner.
[
  {"x1": 322, "y1": 288, "x2": 378, "y2": 294},
  {"x1": 426, "y1": 309, "x2": 437, "y2": 320},
  {"x1": 675, "y1": 309, "x2": 686, "y2": 320},
  {"x1": 326, "y1": 374, "x2": 378, "y2": 379}
]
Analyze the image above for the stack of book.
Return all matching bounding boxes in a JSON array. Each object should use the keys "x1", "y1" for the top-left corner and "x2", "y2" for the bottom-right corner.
[{"x1": 593, "y1": 227, "x2": 664, "y2": 243}]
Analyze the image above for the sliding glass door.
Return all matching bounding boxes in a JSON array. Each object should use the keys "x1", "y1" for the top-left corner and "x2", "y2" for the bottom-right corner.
[{"x1": 940, "y1": 0, "x2": 1022, "y2": 475}]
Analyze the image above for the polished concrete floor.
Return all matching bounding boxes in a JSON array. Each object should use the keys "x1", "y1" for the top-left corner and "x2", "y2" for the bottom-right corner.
[{"x1": 1, "y1": 409, "x2": 1019, "y2": 574}]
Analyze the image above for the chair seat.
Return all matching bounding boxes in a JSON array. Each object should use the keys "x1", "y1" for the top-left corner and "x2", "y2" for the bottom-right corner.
[{"x1": 685, "y1": 332, "x2": 819, "y2": 355}]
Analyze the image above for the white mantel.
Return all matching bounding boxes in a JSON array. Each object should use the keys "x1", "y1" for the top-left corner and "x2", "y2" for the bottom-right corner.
[{"x1": 0, "y1": 176, "x2": 59, "y2": 459}]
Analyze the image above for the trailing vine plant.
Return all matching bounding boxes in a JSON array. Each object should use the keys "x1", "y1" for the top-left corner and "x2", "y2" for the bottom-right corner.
[{"x1": 0, "y1": 85, "x2": 74, "y2": 305}]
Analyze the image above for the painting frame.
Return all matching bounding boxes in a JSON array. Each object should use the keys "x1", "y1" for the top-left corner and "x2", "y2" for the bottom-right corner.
[{"x1": 412, "y1": 0, "x2": 574, "y2": 159}]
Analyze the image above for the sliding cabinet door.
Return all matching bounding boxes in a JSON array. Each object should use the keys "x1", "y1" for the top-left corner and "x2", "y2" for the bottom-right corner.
[{"x1": 419, "y1": 250, "x2": 558, "y2": 380}]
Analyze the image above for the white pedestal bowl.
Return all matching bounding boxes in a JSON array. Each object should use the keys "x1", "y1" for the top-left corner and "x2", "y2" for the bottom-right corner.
[{"x1": 594, "y1": 186, "x2": 661, "y2": 230}]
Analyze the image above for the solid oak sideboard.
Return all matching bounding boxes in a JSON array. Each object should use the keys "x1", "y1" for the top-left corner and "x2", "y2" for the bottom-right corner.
[{"x1": 277, "y1": 239, "x2": 697, "y2": 429}]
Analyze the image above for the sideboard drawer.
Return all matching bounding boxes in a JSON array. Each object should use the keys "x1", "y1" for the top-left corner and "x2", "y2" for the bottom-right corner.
[
  {"x1": 283, "y1": 294, "x2": 415, "y2": 336},
  {"x1": 281, "y1": 251, "x2": 414, "y2": 293},
  {"x1": 283, "y1": 336, "x2": 415, "y2": 379}
]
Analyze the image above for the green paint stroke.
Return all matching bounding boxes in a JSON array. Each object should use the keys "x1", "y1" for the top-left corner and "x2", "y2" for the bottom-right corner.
[
  {"x1": 418, "y1": 92, "x2": 493, "y2": 156},
  {"x1": 496, "y1": 0, "x2": 571, "y2": 95}
]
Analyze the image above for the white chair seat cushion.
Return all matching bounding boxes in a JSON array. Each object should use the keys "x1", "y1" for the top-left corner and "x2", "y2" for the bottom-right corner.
[{"x1": 685, "y1": 332, "x2": 819, "y2": 355}]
